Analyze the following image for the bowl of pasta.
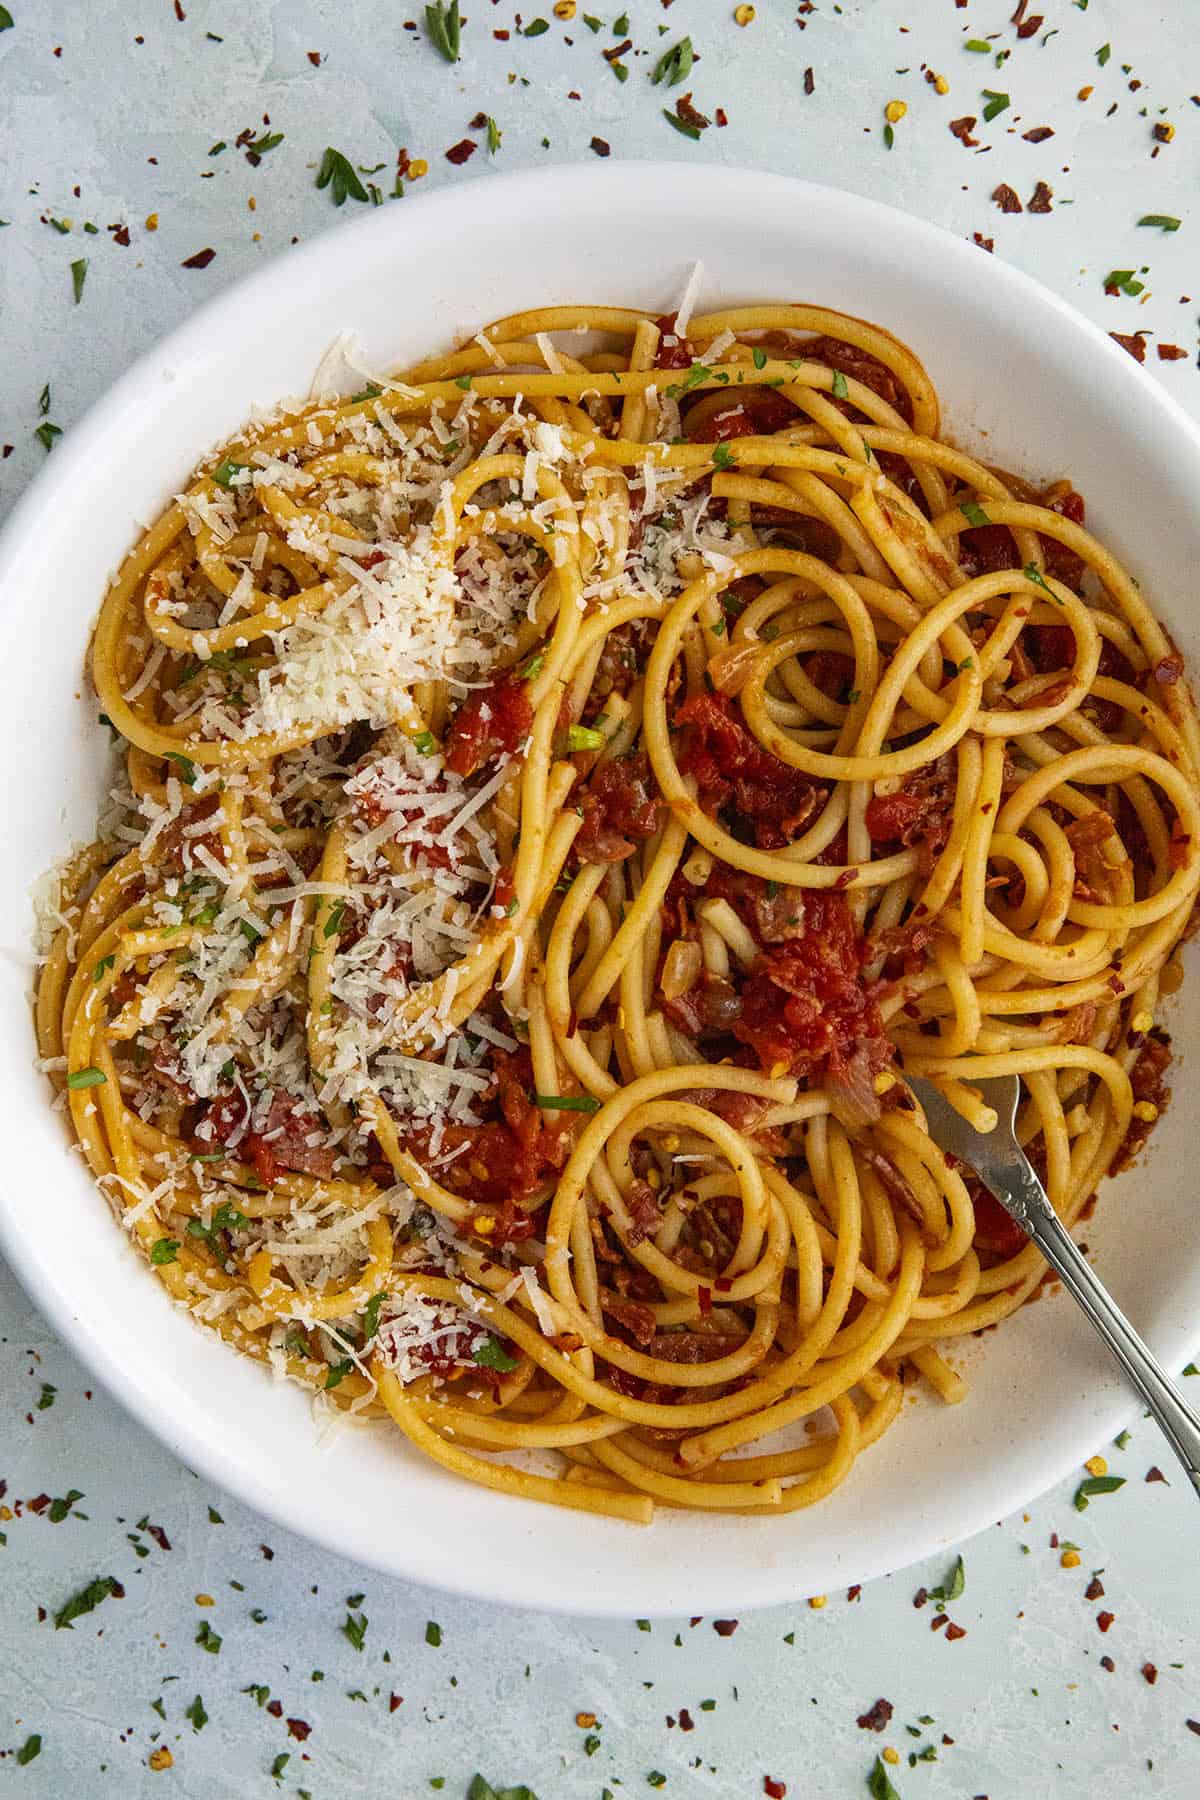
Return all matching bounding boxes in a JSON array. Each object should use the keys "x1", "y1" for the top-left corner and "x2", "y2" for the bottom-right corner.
[{"x1": 3, "y1": 162, "x2": 1199, "y2": 1614}]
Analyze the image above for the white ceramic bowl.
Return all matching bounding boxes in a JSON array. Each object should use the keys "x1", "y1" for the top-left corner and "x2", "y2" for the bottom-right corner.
[{"x1": 2, "y1": 164, "x2": 1198, "y2": 1616}]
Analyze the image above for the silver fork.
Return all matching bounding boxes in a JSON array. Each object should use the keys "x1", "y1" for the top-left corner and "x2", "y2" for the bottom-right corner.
[{"x1": 908, "y1": 1072, "x2": 1200, "y2": 1499}]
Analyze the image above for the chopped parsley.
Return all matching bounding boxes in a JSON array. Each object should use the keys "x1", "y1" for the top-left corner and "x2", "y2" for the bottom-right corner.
[
  {"x1": 424, "y1": 0, "x2": 460, "y2": 61},
  {"x1": 425, "y1": 1620, "x2": 443, "y2": 1647},
  {"x1": 959, "y1": 499, "x2": 992, "y2": 528},
  {"x1": 15, "y1": 1736, "x2": 41, "y2": 1767},
  {"x1": 651, "y1": 36, "x2": 693, "y2": 86},
  {"x1": 362, "y1": 1292, "x2": 385, "y2": 1342},
  {"x1": 324, "y1": 1358, "x2": 354, "y2": 1389},
  {"x1": 71, "y1": 258, "x2": 88, "y2": 304},
  {"x1": 867, "y1": 1756, "x2": 903, "y2": 1800},
  {"x1": 1073, "y1": 1474, "x2": 1126, "y2": 1509},
  {"x1": 165, "y1": 750, "x2": 197, "y2": 785},
  {"x1": 315, "y1": 146, "x2": 369, "y2": 206},
  {"x1": 342, "y1": 1610, "x2": 369, "y2": 1651},
  {"x1": 981, "y1": 89, "x2": 1010, "y2": 122},
  {"x1": 1138, "y1": 214, "x2": 1181, "y2": 232},
  {"x1": 36, "y1": 1382, "x2": 57, "y2": 1410},
  {"x1": 711, "y1": 442, "x2": 737, "y2": 471},
  {"x1": 54, "y1": 1574, "x2": 121, "y2": 1630},
  {"x1": 472, "y1": 1336, "x2": 520, "y2": 1372},
  {"x1": 212, "y1": 457, "x2": 248, "y2": 489},
  {"x1": 533, "y1": 1092, "x2": 601, "y2": 1112},
  {"x1": 1103, "y1": 268, "x2": 1145, "y2": 297},
  {"x1": 185, "y1": 1693, "x2": 208, "y2": 1732},
  {"x1": 567, "y1": 724, "x2": 605, "y2": 752},
  {"x1": 662, "y1": 106, "x2": 702, "y2": 141},
  {"x1": 929, "y1": 1554, "x2": 965, "y2": 1603},
  {"x1": 187, "y1": 1203, "x2": 248, "y2": 1245},
  {"x1": 195, "y1": 1620, "x2": 222, "y2": 1654}
]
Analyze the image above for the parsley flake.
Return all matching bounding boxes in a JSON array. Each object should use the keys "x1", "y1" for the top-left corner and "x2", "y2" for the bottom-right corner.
[{"x1": 315, "y1": 146, "x2": 369, "y2": 206}]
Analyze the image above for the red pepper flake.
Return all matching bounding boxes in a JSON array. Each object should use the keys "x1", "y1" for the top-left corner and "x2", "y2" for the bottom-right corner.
[
  {"x1": 1050, "y1": 1533, "x2": 1060, "y2": 1549},
  {"x1": 676, "y1": 92, "x2": 711, "y2": 131},
  {"x1": 847, "y1": 1585, "x2": 862, "y2": 1603},
  {"x1": 764, "y1": 1781, "x2": 787, "y2": 1799},
  {"x1": 714, "y1": 107, "x2": 728, "y2": 127},
  {"x1": 972, "y1": 232, "x2": 995, "y2": 252},
  {"x1": 1153, "y1": 122, "x2": 1174, "y2": 143},
  {"x1": 146, "y1": 1523, "x2": 172, "y2": 1552},
  {"x1": 468, "y1": 112, "x2": 488, "y2": 129},
  {"x1": 307, "y1": 51, "x2": 322, "y2": 66},
  {"x1": 1110, "y1": 331, "x2": 1148, "y2": 363},
  {"x1": 804, "y1": 67, "x2": 814, "y2": 95},
  {"x1": 1187, "y1": 1720, "x2": 1200, "y2": 1737},
  {"x1": 286, "y1": 1718, "x2": 312, "y2": 1741},
  {"x1": 109, "y1": 224, "x2": 131, "y2": 247},
  {"x1": 445, "y1": 139, "x2": 477, "y2": 165},
  {"x1": 266, "y1": 1700, "x2": 283, "y2": 1718},
  {"x1": 1145, "y1": 1464, "x2": 1168, "y2": 1482},
  {"x1": 678, "y1": 1709, "x2": 695, "y2": 1732},
  {"x1": 36, "y1": 1606, "x2": 46, "y2": 1622},
  {"x1": 389, "y1": 1693, "x2": 404, "y2": 1712},
  {"x1": 111, "y1": 1580, "x2": 126, "y2": 1599},
  {"x1": 1028, "y1": 181, "x2": 1054, "y2": 213},
  {"x1": 494, "y1": 29, "x2": 510, "y2": 40},
  {"x1": 174, "y1": 0, "x2": 186, "y2": 18},
  {"x1": 260, "y1": 1544, "x2": 275, "y2": 1560},
  {"x1": 913, "y1": 1586, "x2": 930, "y2": 1609},
  {"x1": 856, "y1": 1698, "x2": 894, "y2": 1733},
  {"x1": 992, "y1": 183, "x2": 1023, "y2": 214},
  {"x1": 1142, "y1": 1663, "x2": 1158, "y2": 1685},
  {"x1": 1096, "y1": 1610, "x2": 1115, "y2": 1634},
  {"x1": 950, "y1": 116, "x2": 980, "y2": 147},
  {"x1": 944, "y1": 1621, "x2": 967, "y2": 1641},
  {"x1": 590, "y1": 136, "x2": 611, "y2": 158},
  {"x1": 1023, "y1": 125, "x2": 1054, "y2": 142},
  {"x1": 1100, "y1": 1654, "x2": 1115, "y2": 1671},
  {"x1": 603, "y1": 38, "x2": 632, "y2": 62},
  {"x1": 1158, "y1": 343, "x2": 1188, "y2": 360},
  {"x1": 930, "y1": 1613, "x2": 948, "y2": 1631},
  {"x1": 713, "y1": 1618, "x2": 739, "y2": 1637},
  {"x1": 181, "y1": 247, "x2": 216, "y2": 269},
  {"x1": 1085, "y1": 1576, "x2": 1105, "y2": 1601},
  {"x1": 27, "y1": 1494, "x2": 51, "y2": 1514}
]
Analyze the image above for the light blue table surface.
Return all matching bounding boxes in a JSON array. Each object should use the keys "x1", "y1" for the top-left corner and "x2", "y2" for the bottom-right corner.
[{"x1": 2, "y1": 2, "x2": 1199, "y2": 1794}]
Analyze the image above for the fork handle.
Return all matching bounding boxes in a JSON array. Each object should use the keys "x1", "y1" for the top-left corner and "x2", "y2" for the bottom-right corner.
[{"x1": 1024, "y1": 1202, "x2": 1200, "y2": 1499}]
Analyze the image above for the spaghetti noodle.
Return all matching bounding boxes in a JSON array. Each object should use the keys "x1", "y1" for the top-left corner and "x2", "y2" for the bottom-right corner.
[{"x1": 35, "y1": 296, "x2": 1200, "y2": 1523}]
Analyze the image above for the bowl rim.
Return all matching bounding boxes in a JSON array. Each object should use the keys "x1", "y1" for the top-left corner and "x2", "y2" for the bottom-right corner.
[{"x1": 4, "y1": 159, "x2": 1200, "y2": 1615}]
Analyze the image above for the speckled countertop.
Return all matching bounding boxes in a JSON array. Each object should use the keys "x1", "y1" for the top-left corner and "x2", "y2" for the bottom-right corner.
[{"x1": 2, "y1": 2, "x2": 1200, "y2": 1795}]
